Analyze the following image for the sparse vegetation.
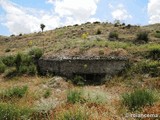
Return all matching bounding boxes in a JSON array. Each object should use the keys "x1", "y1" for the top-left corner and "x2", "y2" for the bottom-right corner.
[
  {"x1": 28, "y1": 47, "x2": 43, "y2": 59},
  {"x1": 56, "y1": 107, "x2": 88, "y2": 120},
  {"x1": 96, "y1": 29, "x2": 102, "y2": 35},
  {"x1": 67, "y1": 89, "x2": 84, "y2": 104},
  {"x1": 122, "y1": 89, "x2": 156, "y2": 111},
  {"x1": 2, "y1": 55, "x2": 15, "y2": 67},
  {"x1": 109, "y1": 31, "x2": 119, "y2": 40},
  {"x1": 0, "y1": 60, "x2": 6, "y2": 73},
  {"x1": 0, "y1": 85, "x2": 28, "y2": 100},
  {"x1": 0, "y1": 103, "x2": 31, "y2": 120},
  {"x1": 127, "y1": 60, "x2": 160, "y2": 77},
  {"x1": 0, "y1": 22, "x2": 159, "y2": 120},
  {"x1": 136, "y1": 31, "x2": 149, "y2": 43}
]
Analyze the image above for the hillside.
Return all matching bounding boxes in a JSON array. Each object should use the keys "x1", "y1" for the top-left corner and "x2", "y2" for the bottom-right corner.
[{"x1": 0, "y1": 22, "x2": 160, "y2": 120}]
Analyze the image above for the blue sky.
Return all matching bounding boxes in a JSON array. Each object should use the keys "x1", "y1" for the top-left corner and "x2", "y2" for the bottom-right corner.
[{"x1": 0, "y1": 0, "x2": 159, "y2": 36}]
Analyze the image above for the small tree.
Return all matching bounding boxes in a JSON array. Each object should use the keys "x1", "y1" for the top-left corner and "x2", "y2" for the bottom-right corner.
[{"x1": 40, "y1": 24, "x2": 45, "y2": 32}]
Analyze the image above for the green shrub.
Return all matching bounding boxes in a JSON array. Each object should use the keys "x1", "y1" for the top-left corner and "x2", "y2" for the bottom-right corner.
[
  {"x1": 0, "y1": 103, "x2": 31, "y2": 120},
  {"x1": 67, "y1": 89, "x2": 84, "y2": 104},
  {"x1": 84, "y1": 90, "x2": 107, "y2": 104},
  {"x1": 29, "y1": 48, "x2": 43, "y2": 59},
  {"x1": 57, "y1": 108, "x2": 88, "y2": 120},
  {"x1": 72, "y1": 75, "x2": 85, "y2": 86},
  {"x1": 96, "y1": 29, "x2": 102, "y2": 35},
  {"x1": 4, "y1": 68, "x2": 17, "y2": 78},
  {"x1": 18, "y1": 65, "x2": 28, "y2": 74},
  {"x1": 109, "y1": 31, "x2": 119, "y2": 40},
  {"x1": 2, "y1": 55, "x2": 15, "y2": 67},
  {"x1": 127, "y1": 60, "x2": 160, "y2": 77},
  {"x1": 0, "y1": 85, "x2": 28, "y2": 99},
  {"x1": 0, "y1": 60, "x2": 6, "y2": 73},
  {"x1": 126, "y1": 24, "x2": 131, "y2": 29},
  {"x1": 148, "y1": 48, "x2": 160, "y2": 60},
  {"x1": 27, "y1": 64, "x2": 37, "y2": 75},
  {"x1": 21, "y1": 54, "x2": 33, "y2": 65},
  {"x1": 15, "y1": 53, "x2": 22, "y2": 71},
  {"x1": 43, "y1": 89, "x2": 51, "y2": 98},
  {"x1": 136, "y1": 31, "x2": 149, "y2": 43},
  {"x1": 154, "y1": 32, "x2": 160, "y2": 38},
  {"x1": 122, "y1": 89, "x2": 156, "y2": 111}
]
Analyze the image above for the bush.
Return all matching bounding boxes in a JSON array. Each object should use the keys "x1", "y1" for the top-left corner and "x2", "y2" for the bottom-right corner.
[
  {"x1": 4, "y1": 68, "x2": 17, "y2": 78},
  {"x1": 0, "y1": 60, "x2": 6, "y2": 73},
  {"x1": 27, "y1": 64, "x2": 37, "y2": 75},
  {"x1": 126, "y1": 24, "x2": 131, "y2": 28},
  {"x1": 148, "y1": 48, "x2": 160, "y2": 60},
  {"x1": 154, "y1": 32, "x2": 160, "y2": 38},
  {"x1": 128, "y1": 60, "x2": 160, "y2": 77},
  {"x1": 67, "y1": 89, "x2": 84, "y2": 104},
  {"x1": 57, "y1": 108, "x2": 88, "y2": 120},
  {"x1": 122, "y1": 89, "x2": 156, "y2": 111},
  {"x1": 109, "y1": 31, "x2": 118, "y2": 40},
  {"x1": 0, "y1": 103, "x2": 31, "y2": 120},
  {"x1": 29, "y1": 48, "x2": 43, "y2": 59},
  {"x1": 96, "y1": 29, "x2": 102, "y2": 35},
  {"x1": 136, "y1": 31, "x2": 149, "y2": 43},
  {"x1": 15, "y1": 53, "x2": 22, "y2": 71},
  {"x1": 18, "y1": 65, "x2": 28, "y2": 74},
  {"x1": 72, "y1": 75, "x2": 85, "y2": 86},
  {"x1": 2, "y1": 55, "x2": 15, "y2": 67},
  {"x1": 0, "y1": 85, "x2": 28, "y2": 99}
]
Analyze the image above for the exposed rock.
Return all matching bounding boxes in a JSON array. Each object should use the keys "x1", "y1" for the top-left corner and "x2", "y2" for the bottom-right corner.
[{"x1": 47, "y1": 77, "x2": 69, "y2": 90}]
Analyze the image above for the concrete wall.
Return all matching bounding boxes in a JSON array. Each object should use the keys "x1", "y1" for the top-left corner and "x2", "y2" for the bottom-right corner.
[{"x1": 38, "y1": 57, "x2": 128, "y2": 78}]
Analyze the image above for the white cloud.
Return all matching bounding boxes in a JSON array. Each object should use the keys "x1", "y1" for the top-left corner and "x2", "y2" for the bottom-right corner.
[
  {"x1": 0, "y1": 0, "x2": 100, "y2": 34},
  {"x1": 148, "y1": 0, "x2": 160, "y2": 24},
  {"x1": 110, "y1": 4, "x2": 132, "y2": 21},
  {"x1": 0, "y1": 0, "x2": 61, "y2": 34}
]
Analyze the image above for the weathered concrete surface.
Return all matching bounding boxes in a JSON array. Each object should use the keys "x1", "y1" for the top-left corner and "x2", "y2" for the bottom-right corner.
[{"x1": 38, "y1": 56, "x2": 128, "y2": 78}]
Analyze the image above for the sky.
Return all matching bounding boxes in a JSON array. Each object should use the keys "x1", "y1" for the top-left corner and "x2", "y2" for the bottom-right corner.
[{"x1": 0, "y1": 0, "x2": 160, "y2": 36}]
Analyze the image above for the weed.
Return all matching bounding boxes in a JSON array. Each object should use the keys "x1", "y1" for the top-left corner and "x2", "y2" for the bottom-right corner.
[
  {"x1": 56, "y1": 107, "x2": 88, "y2": 120},
  {"x1": 32, "y1": 98, "x2": 57, "y2": 119},
  {"x1": 67, "y1": 89, "x2": 84, "y2": 104},
  {"x1": 0, "y1": 85, "x2": 28, "y2": 100},
  {"x1": 0, "y1": 103, "x2": 31, "y2": 120},
  {"x1": 122, "y1": 89, "x2": 156, "y2": 111},
  {"x1": 84, "y1": 90, "x2": 107, "y2": 104}
]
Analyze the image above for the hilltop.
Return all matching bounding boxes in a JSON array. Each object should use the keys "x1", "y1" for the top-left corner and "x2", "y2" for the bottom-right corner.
[{"x1": 0, "y1": 22, "x2": 160, "y2": 58}]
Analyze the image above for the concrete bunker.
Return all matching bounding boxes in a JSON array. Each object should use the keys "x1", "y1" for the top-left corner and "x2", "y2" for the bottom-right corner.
[{"x1": 38, "y1": 56, "x2": 128, "y2": 84}]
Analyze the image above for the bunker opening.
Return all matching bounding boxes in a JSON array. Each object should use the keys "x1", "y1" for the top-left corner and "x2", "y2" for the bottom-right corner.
[{"x1": 72, "y1": 73, "x2": 106, "y2": 85}]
